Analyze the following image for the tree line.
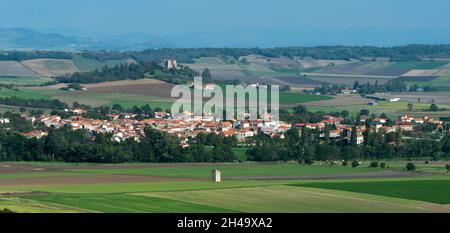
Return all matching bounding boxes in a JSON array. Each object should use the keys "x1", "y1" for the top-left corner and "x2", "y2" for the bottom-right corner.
[
  {"x1": 247, "y1": 125, "x2": 450, "y2": 162},
  {"x1": 248, "y1": 107, "x2": 450, "y2": 162},
  {"x1": 81, "y1": 45, "x2": 450, "y2": 63},
  {"x1": 0, "y1": 96, "x2": 68, "y2": 110},
  {"x1": 0, "y1": 126, "x2": 237, "y2": 163},
  {"x1": 3, "y1": 45, "x2": 450, "y2": 64},
  {"x1": 56, "y1": 61, "x2": 197, "y2": 84},
  {"x1": 0, "y1": 51, "x2": 72, "y2": 61}
]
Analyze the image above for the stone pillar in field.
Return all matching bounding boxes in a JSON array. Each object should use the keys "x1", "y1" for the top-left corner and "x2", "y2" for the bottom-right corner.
[{"x1": 211, "y1": 169, "x2": 221, "y2": 182}]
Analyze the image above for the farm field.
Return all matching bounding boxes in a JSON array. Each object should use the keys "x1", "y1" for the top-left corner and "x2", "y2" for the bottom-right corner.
[
  {"x1": 306, "y1": 100, "x2": 450, "y2": 118},
  {"x1": 0, "y1": 61, "x2": 41, "y2": 78},
  {"x1": 401, "y1": 76, "x2": 450, "y2": 90},
  {"x1": 0, "y1": 78, "x2": 333, "y2": 110},
  {"x1": 0, "y1": 162, "x2": 449, "y2": 213},
  {"x1": 0, "y1": 76, "x2": 52, "y2": 85},
  {"x1": 304, "y1": 74, "x2": 395, "y2": 85},
  {"x1": 302, "y1": 94, "x2": 369, "y2": 107},
  {"x1": 279, "y1": 92, "x2": 332, "y2": 105},
  {"x1": 0, "y1": 56, "x2": 130, "y2": 86},
  {"x1": 185, "y1": 56, "x2": 313, "y2": 87},
  {"x1": 373, "y1": 92, "x2": 450, "y2": 105},
  {"x1": 71, "y1": 54, "x2": 132, "y2": 72},
  {"x1": 295, "y1": 179, "x2": 450, "y2": 204},
  {"x1": 313, "y1": 61, "x2": 449, "y2": 76},
  {"x1": 0, "y1": 88, "x2": 52, "y2": 99},
  {"x1": 293, "y1": 57, "x2": 357, "y2": 69},
  {"x1": 21, "y1": 59, "x2": 80, "y2": 78},
  {"x1": 185, "y1": 56, "x2": 450, "y2": 93}
]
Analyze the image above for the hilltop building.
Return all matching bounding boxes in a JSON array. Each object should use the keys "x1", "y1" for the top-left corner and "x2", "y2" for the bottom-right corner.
[{"x1": 162, "y1": 59, "x2": 178, "y2": 69}]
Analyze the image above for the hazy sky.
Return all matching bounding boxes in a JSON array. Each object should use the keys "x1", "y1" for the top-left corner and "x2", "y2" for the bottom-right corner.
[{"x1": 1, "y1": 0, "x2": 449, "y2": 35}]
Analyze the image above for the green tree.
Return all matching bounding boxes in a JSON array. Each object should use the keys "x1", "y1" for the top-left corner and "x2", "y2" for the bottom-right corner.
[
  {"x1": 429, "y1": 104, "x2": 439, "y2": 112},
  {"x1": 363, "y1": 123, "x2": 371, "y2": 146},
  {"x1": 341, "y1": 110, "x2": 350, "y2": 119},
  {"x1": 300, "y1": 125, "x2": 309, "y2": 146},
  {"x1": 201, "y1": 68, "x2": 213, "y2": 83},
  {"x1": 406, "y1": 162, "x2": 416, "y2": 171},
  {"x1": 212, "y1": 145, "x2": 236, "y2": 162},
  {"x1": 360, "y1": 109, "x2": 370, "y2": 116},
  {"x1": 112, "y1": 104, "x2": 123, "y2": 112},
  {"x1": 407, "y1": 103, "x2": 413, "y2": 111},
  {"x1": 394, "y1": 128, "x2": 403, "y2": 157},
  {"x1": 323, "y1": 124, "x2": 331, "y2": 144},
  {"x1": 350, "y1": 126, "x2": 358, "y2": 146},
  {"x1": 0, "y1": 208, "x2": 14, "y2": 213}
]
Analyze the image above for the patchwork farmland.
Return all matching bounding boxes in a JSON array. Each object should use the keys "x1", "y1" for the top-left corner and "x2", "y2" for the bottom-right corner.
[
  {"x1": 0, "y1": 61, "x2": 41, "y2": 78},
  {"x1": 0, "y1": 161, "x2": 449, "y2": 213},
  {"x1": 21, "y1": 59, "x2": 80, "y2": 78}
]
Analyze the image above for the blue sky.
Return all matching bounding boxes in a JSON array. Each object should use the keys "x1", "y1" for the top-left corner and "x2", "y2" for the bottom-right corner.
[{"x1": 1, "y1": 0, "x2": 449, "y2": 35}]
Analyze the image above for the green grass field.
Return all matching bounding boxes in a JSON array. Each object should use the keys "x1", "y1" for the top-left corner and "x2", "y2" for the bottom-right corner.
[
  {"x1": 295, "y1": 179, "x2": 450, "y2": 204},
  {"x1": 0, "y1": 76, "x2": 53, "y2": 86},
  {"x1": 0, "y1": 197, "x2": 86, "y2": 213},
  {"x1": 280, "y1": 92, "x2": 332, "y2": 104},
  {"x1": 25, "y1": 185, "x2": 440, "y2": 213},
  {"x1": 64, "y1": 163, "x2": 384, "y2": 179},
  {"x1": 29, "y1": 194, "x2": 235, "y2": 213},
  {"x1": 0, "y1": 88, "x2": 52, "y2": 99},
  {"x1": 0, "y1": 162, "x2": 449, "y2": 213},
  {"x1": 56, "y1": 92, "x2": 174, "y2": 110},
  {"x1": 137, "y1": 186, "x2": 438, "y2": 213}
]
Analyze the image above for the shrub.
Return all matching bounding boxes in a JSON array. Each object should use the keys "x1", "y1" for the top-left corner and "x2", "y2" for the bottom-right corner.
[
  {"x1": 0, "y1": 208, "x2": 14, "y2": 213},
  {"x1": 352, "y1": 160, "x2": 360, "y2": 168},
  {"x1": 304, "y1": 158, "x2": 314, "y2": 165},
  {"x1": 380, "y1": 163, "x2": 386, "y2": 169},
  {"x1": 369, "y1": 161, "x2": 379, "y2": 168},
  {"x1": 406, "y1": 162, "x2": 416, "y2": 171}
]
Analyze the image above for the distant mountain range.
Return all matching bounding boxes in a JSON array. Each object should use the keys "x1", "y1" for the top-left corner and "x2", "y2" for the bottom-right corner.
[
  {"x1": 1, "y1": 26, "x2": 450, "y2": 51},
  {"x1": 0, "y1": 27, "x2": 176, "y2": 51}
]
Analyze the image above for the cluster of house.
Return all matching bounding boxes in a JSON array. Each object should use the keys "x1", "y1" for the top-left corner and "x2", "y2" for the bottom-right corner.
[
  {"x1": 21, "y1": 111, "x2": 291, "y2": 146},
  {"x1": 15, "y1": 109, "x2": 448, "y2": 147},
  {"x1": 296, "y1": 114, "x2": 446, "y2": 145}
]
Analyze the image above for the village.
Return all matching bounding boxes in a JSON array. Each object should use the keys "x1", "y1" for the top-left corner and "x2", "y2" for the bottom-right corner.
[{"x1": 3, "y1": 106, "x2": 446, "y2": 148}]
